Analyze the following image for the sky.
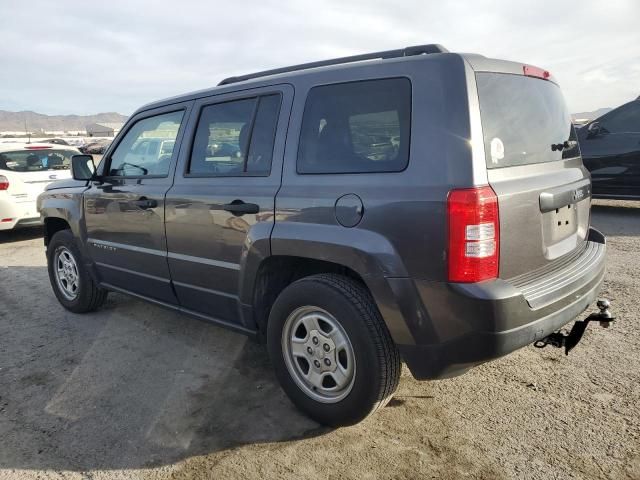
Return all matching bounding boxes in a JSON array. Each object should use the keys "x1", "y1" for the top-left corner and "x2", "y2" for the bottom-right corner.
[{"x1": 0, "y1": 0, "x2": 638, "y2": 116}]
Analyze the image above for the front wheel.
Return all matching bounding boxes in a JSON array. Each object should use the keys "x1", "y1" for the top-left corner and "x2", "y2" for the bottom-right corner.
[
  {"x1": 47, "y1": 229, "x2": 107, "y2": 313},
  {"x1": 267, "y1": 274, "x2": 400, "y2": 426}
]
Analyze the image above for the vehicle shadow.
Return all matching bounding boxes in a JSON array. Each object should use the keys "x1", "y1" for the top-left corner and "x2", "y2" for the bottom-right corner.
[
  {"x1": 591, "y1": 200, "x2": 640, "y2": 237},
  {"x1": 0, "y1": 266, "x2": 325, "y2": 472},
  {"x1": 0, "y1": 226, "x2": 44, "y2": 244}
]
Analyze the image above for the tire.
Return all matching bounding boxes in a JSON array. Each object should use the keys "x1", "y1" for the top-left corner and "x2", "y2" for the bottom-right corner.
[
  {"x1": 47, "y1": 229, "x2": 107, "y2": 313},
  {"x1": 267, "y1": 273, "x2": 400, "y2": 426}
]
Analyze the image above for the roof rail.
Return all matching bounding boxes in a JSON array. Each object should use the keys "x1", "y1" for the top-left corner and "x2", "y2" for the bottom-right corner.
[{"x1": 218, "y1": 44, "x2": 448, "y2": 86}]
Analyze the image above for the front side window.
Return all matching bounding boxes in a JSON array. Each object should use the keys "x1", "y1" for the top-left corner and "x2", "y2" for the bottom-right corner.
[
  {"x1": 189, "y1": 94, "x2": 281, "y2": 176},
  {"x1": 108, "y1": 111, "x2": 184, "y2": 177},
  {"x1": 0, "y1": 148, "x2": 77, "y2": 171},
  {"x1": 598, "y1": 101, "x2": 640, "y2": 134},
  {"x1": 297, "y1": 78, "x2": 411, "y2": 174}
]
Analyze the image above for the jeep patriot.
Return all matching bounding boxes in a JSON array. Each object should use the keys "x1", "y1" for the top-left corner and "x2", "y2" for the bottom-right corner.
[{"x1": 38, "y1": 44, "x2": 608, "y2": 426}]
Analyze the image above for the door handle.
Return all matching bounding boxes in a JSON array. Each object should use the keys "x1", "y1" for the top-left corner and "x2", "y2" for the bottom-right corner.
[
  {"x1": 132, "y1": 197, "x2": 158, "y2": 209},
  {"x1": 221, "y1": 200, "x2": 260, "y2": 216}
]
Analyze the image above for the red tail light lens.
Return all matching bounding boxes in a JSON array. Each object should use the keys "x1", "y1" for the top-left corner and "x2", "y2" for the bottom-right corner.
[
  {"x1": 447, "y1": 186, "x2": 499, "y2": 283},
  {"x1": 0, "y1": 175, "x2": 8, "y2": 191},
  {"x1": 523, "y1": 65, "x2": 550, "y2": 80}
]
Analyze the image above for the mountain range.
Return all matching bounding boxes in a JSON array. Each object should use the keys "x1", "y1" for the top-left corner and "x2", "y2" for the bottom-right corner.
[
  {"x1": 0, "y1": 110, "x2": 128, "y2": 133},
  {"x1": 571, "y1": 107, "x2": 612, "y2": 121},
  {"x1": 0, "y1": 106, "x2": 614, "y2": 134}
]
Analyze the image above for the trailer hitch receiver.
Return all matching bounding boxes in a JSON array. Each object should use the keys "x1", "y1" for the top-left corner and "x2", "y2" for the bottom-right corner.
[{"x1": 534, "y1": 299, "x2": 614, "y2": 355}]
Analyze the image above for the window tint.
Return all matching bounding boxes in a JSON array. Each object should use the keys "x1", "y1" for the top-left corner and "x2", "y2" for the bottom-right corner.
[
  {"x1": 160, "y1": 140, "x2": 175, "y2": 155},
  {"x1": 189, "y1": 94, "x2": 281, "y2": 176},
  {"x1": 476, "y1": 73, "x2": 578, "y2": 168},
  {"x1": 0, "y1": 149, "x2": 76, "y2": 172},
  {"x1": 599, "y1": 101, "x2": 640, "y2": 133},
  {"x1": 349, "y1": 111, "x2": 401, "y2": 161},
  {"x1": 109, "y1": 111, "x2": 183, "y2": 177},
  {"x1": 247, "y1": 95, "x2": 281, "y2": 174},
  {"x1": 297, "y1": 78, "x2": 411, "y2": 174}
]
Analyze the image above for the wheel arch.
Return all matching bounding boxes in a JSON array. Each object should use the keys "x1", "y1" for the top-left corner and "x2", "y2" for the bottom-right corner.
[
  {"x1": 240, "y1": 224, "x2": 414, "y2": 344},
  {"x1": 38, "y1": 189, "x2": 86, "y2": 247},
  {"x1": 44, "y1": 217, "x2": 72, "y2": 246}
]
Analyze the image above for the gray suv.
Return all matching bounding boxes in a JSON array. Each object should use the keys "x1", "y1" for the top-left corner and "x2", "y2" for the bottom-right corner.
[{"x1": 38, "y1": 44, "x2": 607, "y2": 426}]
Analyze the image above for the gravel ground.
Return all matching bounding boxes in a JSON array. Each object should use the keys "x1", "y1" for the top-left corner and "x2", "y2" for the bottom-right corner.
[{"x1": 0, "y1": 199, "x2": 638, "y2": 479}]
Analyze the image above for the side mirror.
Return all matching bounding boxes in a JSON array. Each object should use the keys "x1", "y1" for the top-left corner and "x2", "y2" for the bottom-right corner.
[
  {"x1": 71, "y1": 154, "x2": 97, "y2": 181},
  {"x1": 586, "y1": 121, "x2": 601, "y2": 139}
]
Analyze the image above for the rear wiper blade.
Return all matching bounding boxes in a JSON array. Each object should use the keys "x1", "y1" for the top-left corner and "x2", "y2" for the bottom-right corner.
[{"x1": 551, "y1": 140, "x2": 578, "y2": 152}]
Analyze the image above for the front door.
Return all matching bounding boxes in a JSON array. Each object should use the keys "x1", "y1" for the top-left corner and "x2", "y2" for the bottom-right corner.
[
  {"x1": 84, "y1": 104, "x2": 191, "y2": 303},
  {"x1": 580, "y1": 100, "x2": 640, "y2": 197},
  {"x1": 164, "y1": 85, "x2": 292, "y2": 328}
]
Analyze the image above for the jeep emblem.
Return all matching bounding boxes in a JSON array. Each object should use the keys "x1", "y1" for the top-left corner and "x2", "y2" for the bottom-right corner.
[{"x1": 573, "y1": 189, "x2": 584, "y2": 201}]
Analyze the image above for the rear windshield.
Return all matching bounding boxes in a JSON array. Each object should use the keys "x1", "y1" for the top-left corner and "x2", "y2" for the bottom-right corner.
[
  {"x1": 0, "y1": 149, "x2": 76, "y2": 172},
  {"x1": 476, "y1": 73, "x2": 579, "y2": 169}
]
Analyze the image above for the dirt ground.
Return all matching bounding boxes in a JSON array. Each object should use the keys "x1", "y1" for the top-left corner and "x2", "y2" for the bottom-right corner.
[{"x1": 0, "y1": 199, "x2": 638, "y2": 479}]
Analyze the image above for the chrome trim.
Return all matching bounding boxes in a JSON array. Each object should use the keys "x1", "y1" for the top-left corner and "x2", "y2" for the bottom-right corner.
[
  {"x1": 88, "y1": 238, "x2": 164, "y2": 256},
  {"x1": 462, "y1": 57, "x2": 489, "y2": 186},
  {"x1": 88, "y1": 238, "x2": 241, "y2": 271},
  {"x1": 167, "y1": 251, "x2": 240, "y2": 271}
]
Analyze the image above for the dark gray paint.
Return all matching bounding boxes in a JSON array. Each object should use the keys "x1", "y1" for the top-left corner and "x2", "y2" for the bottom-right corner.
[
  {"x1": 38, "y1": 50, "x2": 607, "y2": 380},
  {"x1": 82, "y1": 101, "x2": 193, "y2": 304},
  {"x1": 164, "y1": 84, "x2": 294, "y2": 329},
  {"x1": 334, "y1": 194, "x2": 364, "y2": 227},
  {"x1": 487, "y1": 158, "x2": 592, "y2": 278}
]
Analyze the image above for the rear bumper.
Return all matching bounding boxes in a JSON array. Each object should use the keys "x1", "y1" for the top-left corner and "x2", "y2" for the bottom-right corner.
[
  {"x1": 0, "y1": 199, "x2": 41, "y2": 230},
  {"x1": 394, "y1": 227, "x2": 607, "y2": 379}
]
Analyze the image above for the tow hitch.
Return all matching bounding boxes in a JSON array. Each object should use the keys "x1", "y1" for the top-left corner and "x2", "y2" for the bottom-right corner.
[{"x1": 534, "y1": 299, "x2": 614, "y2": 355}]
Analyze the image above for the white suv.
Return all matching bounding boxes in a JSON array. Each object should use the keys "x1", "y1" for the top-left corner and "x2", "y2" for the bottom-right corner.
[{"x1": 0, "y1": 143, "x2": 78, "y2": 230}]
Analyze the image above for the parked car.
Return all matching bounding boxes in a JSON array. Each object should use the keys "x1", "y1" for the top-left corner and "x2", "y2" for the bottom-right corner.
[
  {"x1": 38, "y1": 45, "x2": 608, "y2": 426},
  {"x1": 42, "y1": 138, "x2": 70, "y2": 146},
  {"x1": 0, "y1": 143, "x2": 77, "y2": 230},
  {"x1": 80, "y1": 139, "x2": 111, "y2": 155},
  {"x1": 112, "y1": 138, "x2": 175, "y2": 175},
  {"x1": 577, "y1": 96, "x2": 640, "y2": 199},
  {"x1": 64, "y1": 138, "x2": 87, "y2": 148}
]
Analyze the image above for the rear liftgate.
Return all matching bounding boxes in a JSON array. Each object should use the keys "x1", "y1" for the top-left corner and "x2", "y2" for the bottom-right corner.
[{"x1": 534, "y1": 299, "x2": 615, "y2": 355}]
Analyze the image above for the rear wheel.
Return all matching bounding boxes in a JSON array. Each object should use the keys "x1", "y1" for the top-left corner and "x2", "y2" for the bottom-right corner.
[
  {"x1": 47, "y1": 229, "x2": 107, "y2": 313},
  {"x1": 267, "y1": 273, "x2": 400, "y2": 426}
]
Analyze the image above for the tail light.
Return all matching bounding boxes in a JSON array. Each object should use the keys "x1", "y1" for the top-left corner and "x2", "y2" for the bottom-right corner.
[
  {"x1": 0, "y1": 176, "x2": 8, "y2": 191},
  {"x1": 523, "y1": 65, "x2": 550, "y2": 80},
  {"x1": 447, "y1": 186, "x2": 499, "y2": 282}
]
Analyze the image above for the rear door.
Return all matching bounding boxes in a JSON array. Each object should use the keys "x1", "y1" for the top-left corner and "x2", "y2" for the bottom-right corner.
[
  {"x1": 475, "y1": 70, "x2": 591, "y2": 279},
  {"x1": 164, "y1": 85, "x2": 292, "y2": 327},
  {"x1": 83, "y1": 103, "x2": 191, "y2": 303}
]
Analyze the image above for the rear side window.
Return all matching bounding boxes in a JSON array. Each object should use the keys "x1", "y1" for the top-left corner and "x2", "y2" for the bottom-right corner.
[
  {"x1": 189, "y1": 94, "x2": 281, "y2": 176},
  {"x1": 0, "y1": 149, "x2": 77, "y2": 172},
  {"x1": 476, "y1": 73, "x2": 579, "y2": 169},
  {"x1": 297, "y1": 78, "x2": 411, "y2": 174}
]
